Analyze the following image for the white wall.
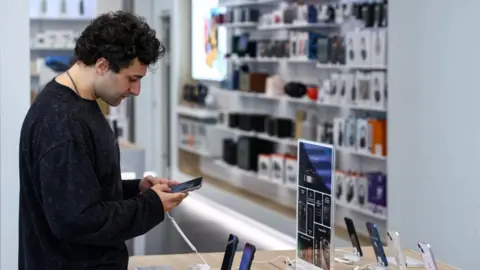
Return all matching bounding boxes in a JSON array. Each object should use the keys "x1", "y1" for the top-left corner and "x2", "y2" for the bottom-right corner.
[
  {"x1": 133, "y1": 0, "x2": 157, "y2": 174},
  {"x1": 97, "y1": 0, "x2": 123, "y2": 13},
  {"x1": 389, "y1": 1, "x2": 480, "y2": 268},
  {"x1": 134, "y1": 0, "x2": 174, "y2": 177},
  {"x1": 170, "y1": 0, "x2": 191, "y2": 181},
  {"x1": 134, "y1": 0, "x2": 190, "y2": 180},
  {"x1": 0, "y1": 0, "x2": 30, "y2": 269}
]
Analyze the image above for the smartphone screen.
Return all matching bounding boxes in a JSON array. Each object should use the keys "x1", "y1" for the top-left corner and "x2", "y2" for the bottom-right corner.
[
  {"x1": 170, "y1": 177, "x2": 203, "y2": 193},
  {"x1": 344, "y1": 217, "x2": 363, "y2": 256},
  {"x1": 366, "y1": 222, "x2": 388, "y2": 266},
  {"x1": 239, "y1": 243, "x2": 256, "y2": 270},
  {"x1": 220, "y1": 234, "x2": 239, "y2": 270}
]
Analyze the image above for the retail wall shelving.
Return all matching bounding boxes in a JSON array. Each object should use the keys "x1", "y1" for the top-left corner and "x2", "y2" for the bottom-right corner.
[
  {"x1": 29, "y1": 0, "x2": 131, "y2": 140},
  {"x1": 177, "y1": 0, "x2": 388, "y2": 241}
]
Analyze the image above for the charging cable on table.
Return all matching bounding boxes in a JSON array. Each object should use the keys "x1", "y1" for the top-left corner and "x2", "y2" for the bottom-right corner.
[
  {"x1": 229, "y1": 256, "x2": 295, "y2": 270},
  {"x1": 354, "y1": 264, "x2": 374, "y2": 270},
  {"x1": 167, "y1": 213, "x2": 210, "y2": 267},
  {"x1": 252, "y1": 256, "x2": 294, "y2": 265}
]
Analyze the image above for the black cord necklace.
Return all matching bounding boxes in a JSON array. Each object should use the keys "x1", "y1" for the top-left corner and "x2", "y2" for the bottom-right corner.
[{"x1": 65, "y1": 71, "x2": 80, "y2": 96}]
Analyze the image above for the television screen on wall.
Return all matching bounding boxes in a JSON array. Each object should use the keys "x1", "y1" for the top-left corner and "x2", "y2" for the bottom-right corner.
[{"x1": 191, "y1": 0, "x2": 227, "y2": 81}]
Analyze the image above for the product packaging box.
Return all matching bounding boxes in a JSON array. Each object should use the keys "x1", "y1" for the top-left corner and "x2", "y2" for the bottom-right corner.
[
  {"x1": 258, "y1": 154, "x2": 272, "y2": 181},
  {"x1": 284, "y1": 156, "x2": 297, "y2": 187},
  {"x1": 356, "y1": 118, "x2": 371, "y2": 154},
  {"x1": 356, "y1": 174, "x2": 369, "y2": 210},
  {"x1": 270, "y1": 154, "x2": 285, "y2": 183},
  {"x1": 334, "y1": 170, "x2": 347, "y2": 204},
  {"x1": 367, "y1": 172, "x2": 387, "y2": 217},
  {"x1": 344, "y1": 172, "x2": 357, "y2": 206}
]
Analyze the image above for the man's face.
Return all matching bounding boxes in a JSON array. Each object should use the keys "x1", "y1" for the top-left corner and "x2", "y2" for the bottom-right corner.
[{"x1": 94, "y1": 58, "x2": 147, "y2": 106}]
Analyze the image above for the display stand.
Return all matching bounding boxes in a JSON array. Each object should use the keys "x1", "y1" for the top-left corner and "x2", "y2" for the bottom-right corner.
[
  {"x1": 295, "y1": 140, "x2": 335, "y2": 270},
  {"x1": 343, "y1": 249, "x2": 361, "y2": 263}
]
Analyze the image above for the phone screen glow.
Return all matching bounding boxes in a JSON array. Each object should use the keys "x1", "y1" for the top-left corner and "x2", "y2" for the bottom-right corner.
[{"x1": 239, "y1": 246, "x2": 253, "y2": 270}]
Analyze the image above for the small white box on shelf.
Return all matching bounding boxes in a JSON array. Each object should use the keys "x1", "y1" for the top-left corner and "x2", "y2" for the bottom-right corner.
[
  {"x1": 346, "y1": 29, "x2": 360, "y2": 66},
  {"x1": 358, "y1": 30, "x2": 372, "y2": 66},
  {"x1": 334, "y1": 170, "x2": 347, "y2": 204},
  {"x1": 338, "y1": 73, "x2": 347, "y2": 105},
  {"x1": 344, "y1": 173, "x2": 357, "y2": 206},
  {"x1": 333, "y1": 118, "x2": 345, "y2": 148},
  {"x1": 341, "y1": 73, "x2": 354, "y2": 105},
  {"x1": 371, "y1": 72, "x2": 386, "y2": 109},
  {"x1": 62, "y1": 0, "x2": 88, "y2": 18},
  {"x1": 178, "y1": 118, "x2": 193, "y2": 147},
  {"x1": 46, "y1": 31, "x2": 62, "y2": 48},
  {"x1": 318, "y1": 78, "x2": 331, "y2": 104},
  {"x1": 37, "y1": 30, "x2": 75, "y2": 49},
  {"x1": 270, "y1": 154, "x2": 285, "y2": 183},
  {"x1": 356, "y1": 118, "x2": 370, "y2": 154},
  {"x1": 258, "y1": 154, "x2": 272, "y2": 181},
  {"x1": 194, "y1": 123, "x2": 208, "y2": 150},
  {"x1": 216, "y1": 110, "x2": 228, "y2": 127},
  {"x1": 32, "y1": 33, "x2": 51, "y2": 48},
  {"x1": 57, "y1": 30, "x2": 76, "y2": 48},
  {"x1": 41, "y1": 0, "x2": 61, "y2": 18},
  {"x1": 345, "y1": 117, "x2": 357, "y2": 149},
  {"x1": 329, "y1": 73, "x2": 341, "y2": 104},
  {"x1": 356, "y1": 174, "x2": 369, "y2": 210},
  {"x1": 372, "y1": 29, "x2": 387, "y2": 67},
  {"x1": 284, "y1": 156, "x2": 297, "y2": 187},
  {"x1": 294, "y1": 4, "x2": 308, "y2": 24},
  {"x1": 355, "y1": 72, "x2": 372, "y2": 107}
]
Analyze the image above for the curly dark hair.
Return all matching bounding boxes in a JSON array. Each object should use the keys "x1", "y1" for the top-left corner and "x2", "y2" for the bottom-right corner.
[{"x1": 74, "y1": 11, "x2": 165, "y2": 73}]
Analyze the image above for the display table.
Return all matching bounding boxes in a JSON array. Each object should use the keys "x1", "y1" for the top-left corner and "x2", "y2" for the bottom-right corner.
[{"x1": 128, "y1": 247, "x2": 457, "y2": 269}]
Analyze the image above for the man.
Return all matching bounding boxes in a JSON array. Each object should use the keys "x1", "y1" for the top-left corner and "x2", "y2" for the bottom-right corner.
[{"x1": 18, "y1": 11, "x2": 187, "y2": 269}]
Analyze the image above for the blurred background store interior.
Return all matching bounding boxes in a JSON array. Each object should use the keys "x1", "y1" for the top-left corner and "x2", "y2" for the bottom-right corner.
[{"x1": 0, "y1": 0, "x2": 477, "y2": 269}]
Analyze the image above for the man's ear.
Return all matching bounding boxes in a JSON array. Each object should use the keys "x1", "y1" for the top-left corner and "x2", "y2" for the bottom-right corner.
[{"x1": 94, "y1": 58, "x2": 109, "y2": 76}]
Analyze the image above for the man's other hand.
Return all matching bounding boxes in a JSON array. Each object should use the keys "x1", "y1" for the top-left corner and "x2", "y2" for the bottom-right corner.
[
  {"x1": 139, "y1": 175, "x2": 180, "y2": 193},
  {"x1": 150, "y1": 184, "x2": 188, "y2": 212}
]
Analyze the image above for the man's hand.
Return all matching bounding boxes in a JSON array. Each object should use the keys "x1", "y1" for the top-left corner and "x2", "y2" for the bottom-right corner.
[
  {"x1": 139, "y1": 175, "x2": 180, "y2": 193},
  {"x1": 151, "y1": 184, "x2": 188, "y2": 212}
]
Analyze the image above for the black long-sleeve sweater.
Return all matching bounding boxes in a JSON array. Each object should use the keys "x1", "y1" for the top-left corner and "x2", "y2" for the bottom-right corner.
[{"x1": 18, "y1": 79, "x2": 164, "y2": 269}]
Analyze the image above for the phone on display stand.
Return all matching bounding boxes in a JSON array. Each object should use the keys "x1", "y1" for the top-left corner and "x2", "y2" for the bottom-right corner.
[
  {"x1": 239, "y1": 243, "x2": 256, "y2": 270},
  {"x1": 366, "y1": 222, "x2": 388, "y2": 267},
  {"x1": 170, "y1": 177, "x2": 203, "y2": 193},
  {"x1": 344, "y1": 217, "x2": 363, "y2": 258},
  {"x1": 387, "y1": 231, "x2": 407, "y2": 269},
  {"x1": 220, "y1": 234, "x2": 239, "y2": 270},
  {"x1": 418, "y1": 242, "x2": 438, "y2": 270}
]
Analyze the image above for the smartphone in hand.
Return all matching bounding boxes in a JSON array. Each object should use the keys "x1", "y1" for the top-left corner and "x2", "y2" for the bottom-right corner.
[{"x1": 170, "y1": 177, "x2": 203, "y2": 193}]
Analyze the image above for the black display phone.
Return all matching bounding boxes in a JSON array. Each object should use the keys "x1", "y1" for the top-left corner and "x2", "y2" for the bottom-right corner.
[
  {"x1": 220, "y1": 234, "x2": 239, "y2": 270},
  {"x1": 344, "y1": 217, "x2": 363, "y2": 257},
  {"x1": 366, "y1": 222, "x2": 388, "y2": 267},
  {"x1": 239, "y1": 243, "x2": 256, "y2": 270},
  {"x1": 170, "y1": 177, "x2": 203, "y2": 193}
]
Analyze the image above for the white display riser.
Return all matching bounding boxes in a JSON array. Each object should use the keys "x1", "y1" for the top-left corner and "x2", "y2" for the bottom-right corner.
[{"x1": 200, "y1": 158, "x2": 297, "y2": 209}]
